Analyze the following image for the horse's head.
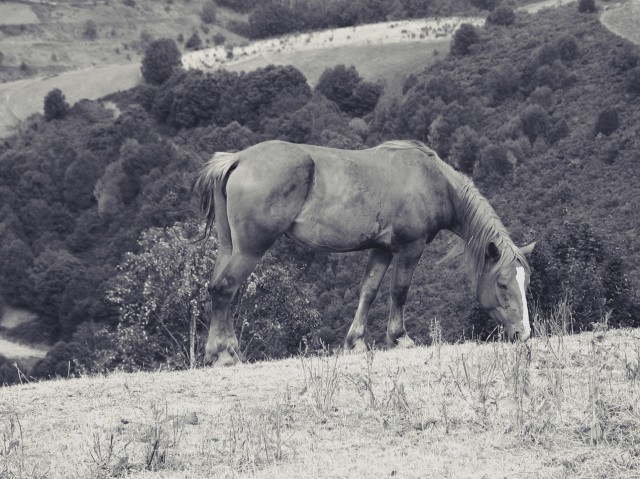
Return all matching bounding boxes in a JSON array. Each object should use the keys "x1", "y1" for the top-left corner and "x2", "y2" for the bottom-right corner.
[{"x1": 477, "y1": 242, "x2": 536, "y2": 340}]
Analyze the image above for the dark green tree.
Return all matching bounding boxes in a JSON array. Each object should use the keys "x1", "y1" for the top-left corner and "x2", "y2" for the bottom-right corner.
[
  {"x1": 451, "y1": 24, "x2": 480, "y2": 56},
  {"x1": 44, "y1": 88, "x2": 70, "y2": 121},
  {"x1": 141, "y1": 38, "x2": 182, "y2": 85}
]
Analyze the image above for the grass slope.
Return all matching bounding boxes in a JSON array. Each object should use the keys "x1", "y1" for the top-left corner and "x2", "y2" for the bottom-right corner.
[{"x1": 2, "y1": 327, "x2": 639, "y2": 478}]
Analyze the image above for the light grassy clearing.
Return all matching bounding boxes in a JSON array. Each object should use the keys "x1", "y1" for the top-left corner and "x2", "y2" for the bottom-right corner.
[
  {"x1": 222, "y1": 40, "x2": 449, "y2": 86},
  {"x1": 1, "y1": 321, "x2": 639, "y2": 478},
  {"x1": 600, "y1": 1, "x2": 640, "y2": 45}
]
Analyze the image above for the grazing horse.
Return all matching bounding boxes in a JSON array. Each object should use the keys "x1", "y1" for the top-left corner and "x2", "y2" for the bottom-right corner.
[{"x1": 193, "y1": 140, "x2": 535, "y2": 366}]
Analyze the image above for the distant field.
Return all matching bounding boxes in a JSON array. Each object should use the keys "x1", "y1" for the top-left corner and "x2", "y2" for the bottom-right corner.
[
  {"x1": 225, "y1": 40, "x2": 450, "y2": 86},
  {"x1": 0, "y1": 3, "x2": 40, "y2": 25}
]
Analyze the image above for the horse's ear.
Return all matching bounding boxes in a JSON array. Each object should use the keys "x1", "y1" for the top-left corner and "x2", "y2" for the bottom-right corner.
[
  {"x1": 520, "y1": 242, "x2": 536, "y2": 256},
  {"x1": 486, "y1": 241, "x2": 501, "y2": 261}
]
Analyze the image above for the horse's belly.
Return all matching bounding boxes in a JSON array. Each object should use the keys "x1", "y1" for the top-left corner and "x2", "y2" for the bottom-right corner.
[{"x1": 286, "y1": 212, "x2": 392, "y2": 252}]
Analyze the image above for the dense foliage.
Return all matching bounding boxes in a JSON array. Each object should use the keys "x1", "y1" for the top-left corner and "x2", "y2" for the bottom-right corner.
[
  {"x1": 227, "y1": 0, "x2": 510, "y2": 39},
  {"x1": 1, "y1": 5, "x2": 639, "y2": 382}
]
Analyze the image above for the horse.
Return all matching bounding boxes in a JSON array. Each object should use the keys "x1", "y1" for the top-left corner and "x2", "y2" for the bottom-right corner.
[{"x1": 193, "y1": 139, "x2": 535, "y2": 366}]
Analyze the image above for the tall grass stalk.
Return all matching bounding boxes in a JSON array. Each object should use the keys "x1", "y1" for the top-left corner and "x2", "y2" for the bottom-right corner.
[{"x1": 299, "y1": 350, "x2": 340, "y2": 419}]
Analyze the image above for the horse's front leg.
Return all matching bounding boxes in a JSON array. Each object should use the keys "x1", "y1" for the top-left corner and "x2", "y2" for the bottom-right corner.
[
  {"x1": 344, "y1": 248, "x2": 393, "y2": 352},
  {"x1": 387, "y1": 240, "x2": 425, "y2": 348}
]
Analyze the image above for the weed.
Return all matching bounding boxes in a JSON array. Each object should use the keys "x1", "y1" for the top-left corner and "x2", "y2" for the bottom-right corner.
[
  {"x1": 299, "y1": 350, "x2": 340, "y2": 420},
  {"x1": 0, "y1": 412, "x2": 47, "y2": 479},
  {"x1": 449, "y1": 351, "x2": 500, "y2": 428},
  {"x1": 222, "y1": 400, "x2": 292, "y2": 474},
  {"x1": 142, "y1": 400, "x2": 185, "y2": 471},
  {"x1": 86, "y1": 424, "x2": 130, "y2": 477}
]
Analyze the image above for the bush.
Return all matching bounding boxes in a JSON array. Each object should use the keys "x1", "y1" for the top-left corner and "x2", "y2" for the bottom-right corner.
[
  {"x1": 578, "y1": 0, "x2": 596, "y2": 13},
  {"x1": 316, "y1": 64, "x2": 362, "y2": 112},
  {"x1": 486, "y1": 6, "x2": 515, "y2": 26},
  {"x1": 611, "y1": 42, "x2": 640, "y2": 72},
  {"x1": 520, "y1": 104, "x2": 550, "y2": 143},
  {"x1": 595, "y1": 107, "x2": 619, "y2": 136},
  {"x1": 212, "y1": 33, "x2": 226, "y2": 45},
  {"x1": 486, "y1": 64, "x2": 520, "y2": 103},
  {"x1": 201, "y1": 1, "x2": 217, "y2": 24},
  {"x1": 627, "y1": 66, "x2": 640, "y2": 96},
  {"x1": 83, "y1": 20, "x2": 97, "y2": 40},
  {"x1": 451, "y1": 23, "x2": 480, "y2": 56},
  {"x1": 556, "y1": 35, "x2": 579, "y2": 61},
  {"x1": 44, "y1": 88, "x2": 70, "y2": 121},
  {"x1": 141, "y1": 38, "x2": 182, "y2": 85},
  {"x1": 185, "y1": 32, "x2": 202, "y2": 50}
]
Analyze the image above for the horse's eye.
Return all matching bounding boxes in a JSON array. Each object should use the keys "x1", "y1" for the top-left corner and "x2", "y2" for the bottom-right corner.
[{"x1": 498, "y1": 282, "x2": 508, "y2": 290}]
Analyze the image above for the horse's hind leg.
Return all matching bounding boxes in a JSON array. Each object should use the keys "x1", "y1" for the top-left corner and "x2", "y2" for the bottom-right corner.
[
  {"x1": 345, "y1": 248, "x2": 393, "y2": 352},
  {"x1": 387, "y1": 240, "x2": 425, "y2": 348},
  {"x1": 205, "y1": 250, "x2": 265, "y2": 366}
]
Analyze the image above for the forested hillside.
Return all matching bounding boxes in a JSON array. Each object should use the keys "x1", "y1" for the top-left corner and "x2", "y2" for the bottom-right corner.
[{"x1": 1, "y1": 3, "x2": 639, "y2": 383}]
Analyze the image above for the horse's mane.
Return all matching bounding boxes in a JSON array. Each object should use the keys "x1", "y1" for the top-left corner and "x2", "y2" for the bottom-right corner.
[{"x1": 378, "y1": 140, "x2": 529, "y2": 285}]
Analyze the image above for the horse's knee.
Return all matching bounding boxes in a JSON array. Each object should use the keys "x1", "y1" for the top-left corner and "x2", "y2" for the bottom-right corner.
[{"x1": 390, "y1": 286, "x2": 409, "y2": 306}]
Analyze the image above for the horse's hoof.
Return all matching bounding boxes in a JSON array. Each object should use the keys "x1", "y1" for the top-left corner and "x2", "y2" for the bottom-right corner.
[
  {"x1": 392, "y1": 335, "x2": 415, "y2": 349},
  {"x1": 345, "y1": 339, "x2": 368, "y2": 354},
  {"x1": 207, "y1": 349, "x2": 241, "y2": 367}
]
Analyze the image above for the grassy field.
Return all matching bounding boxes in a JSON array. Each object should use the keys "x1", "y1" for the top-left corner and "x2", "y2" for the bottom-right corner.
[
  {"x1": 2, "y1": 322, "x2": 639, "y2": 478},
  {"x1": 223, "y1": 40, "x2": 450, "y2": 86},
  {"x1": 600, "y1": 0, "x2": 640, "y2": 45}
]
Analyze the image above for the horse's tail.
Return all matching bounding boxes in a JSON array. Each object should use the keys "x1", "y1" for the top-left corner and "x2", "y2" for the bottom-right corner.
[{"x1": 192, "y1": 152, "x2": 240, "y2": 240}]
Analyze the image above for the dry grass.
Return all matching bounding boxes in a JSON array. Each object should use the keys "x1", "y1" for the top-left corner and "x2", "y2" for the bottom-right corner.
[{"x1": 1, "y1": 320, "x2": 639, "y2": 478}]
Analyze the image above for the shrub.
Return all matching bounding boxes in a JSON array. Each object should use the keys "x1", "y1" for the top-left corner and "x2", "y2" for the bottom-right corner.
[
  {"x1": 578, "y1": 0, "x2": 596, "y2": 13},
  {"x1": 520, "y1": 104, "x2": 550, "y2": 143},
  {"x1": 528, "y1": 86, "x2": 553, "y2": 110},
  {"x1": 185, "y1": 32, "x2": 202, "y2": 50},
  {"x1": 44, "y1": 88, "x2": 70, "y2": 121},
  {"x1": 594, "y1": 107, "x2": 619, "y2": 136},
  {"x1": 627, "y1": 66, "x2": 640, "y2": 96},
  {"x1": 316, "y1": 64, "x2": 362, "y2": 111},
  {"x1": 83, "y1": 20, "x2": 98, "y2": 40},
  {"x1": 451, "y1": 23, "x2": 480, "y2": 56},
  {"x1": 201, "y1": 1, "x2": 217, "y2": 24},
  {"x1": 141, "y1": 38, "x2": 182, "y2": 85},
  {"x1": 213, "y1": 33, "x2": 226, "y2": 45},
  {"x1": 486, "y1": 64, "x2": 520, "y2": 103},
  {"x1": 486, "y1": 6, "x2": 515, "y2": 26},
  {"x1": 556, "y1": 35, "x2": 579, "y2": 61},
  {"x1": 449, "y1": 126, "x2": 485, "y2": 174},
  {"x1": 611, "y1": 42, "x2": 640, "y2": 72}
]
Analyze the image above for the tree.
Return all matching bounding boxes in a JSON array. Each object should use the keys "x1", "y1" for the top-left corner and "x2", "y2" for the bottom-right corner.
[
  {"x1": 84, "y1": 20, "x2": 98, "y2": 40},
  {"x1": 578, "y1": 0, "x2": 596, "y2": 13},
  {"x1": 451, "y1": 24, "x2": 479, "y2": 56},
  {"x1": 185, "y1": 32, "x2": 202, "y2": 50},
  {"x1": 595, "y1": 107, "x2": 619, "y2": 136},
  {"x1": 316, "y1": 64, "x2": 363, "y2": 113},
  {"x1": 520, "y1": 104, "x2": 550, "y2": 143},
  {"x1": 201, "y1": 1, "x2": 217, "y2": 24},
  {"x1": 44, "y1": 88, "x2": 70, "y2": 121},
  {"x1": 141, "y1": 38, "x2": 182, "y2": 85},
  {"x1": 486, "y1": 6, "x2": 515, "y2": 26},
  {"x1": 108, "y1": 220, "x2": 321, "y2": 369},
  {"x1": 627, "y1": 66, "x2": 640, "y2": 96}
]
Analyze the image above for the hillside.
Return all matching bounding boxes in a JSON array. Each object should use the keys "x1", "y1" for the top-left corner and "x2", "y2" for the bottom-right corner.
[
  {"x1": 1, "y1": 328, "x2": 639, "y2": 478},
  {"x1": 0, "y1": 0, "x2": 245, "y2": 82},
  {"x1": 0, "y1": 1, "x2": 639, "y2": 381}
]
